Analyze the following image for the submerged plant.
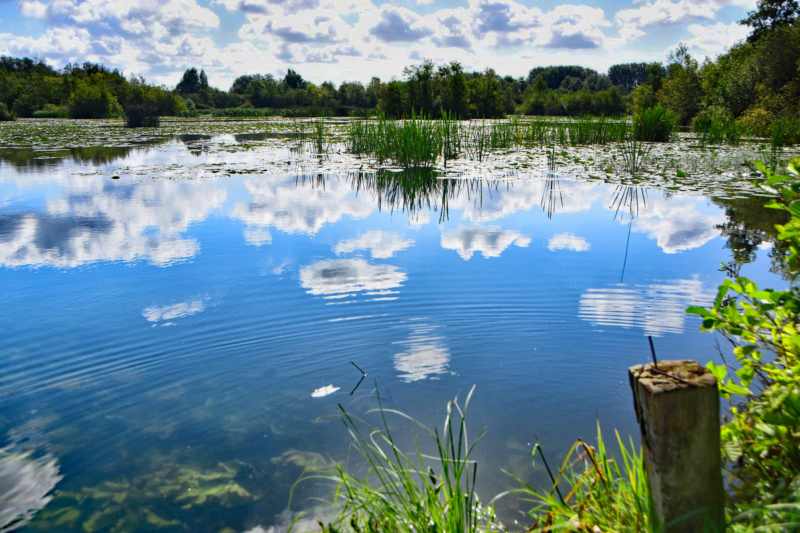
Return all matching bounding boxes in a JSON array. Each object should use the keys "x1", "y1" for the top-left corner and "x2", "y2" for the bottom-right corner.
[{"x1": 292, "y1": 385, "x2": 495, "y2": 533}]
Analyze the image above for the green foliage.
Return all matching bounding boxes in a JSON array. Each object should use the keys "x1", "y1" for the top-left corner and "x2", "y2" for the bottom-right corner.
[
  {"x1": 500, "y1": 422, "x2": 654, "y2": 532},
  {"x1": 741, "y1": 0, "x2": 800, "y2": 42},
  {"x1": 518, "y1": 87, "x2": 626, "y2": 117},
  {"x1": 347, "y1": 113, "x2": 443, "y2": 168},
  {"x1": 32, "y1": 104, "x2": 68, "y2": 119},
  {"x1": 69, "y1": 81, "x2": 120, "y2": 119},
  {"x1": 608, "y1": 62, "x2": 651, "y2": 92},
  {"x1": 687, "y1": 159, "x2": 800, "y2": 530},
  {"x1": 660, "y1": 44, "x2": 703, "y2": 125},
  {"x1": 0, "y1": 102, "x2": 16, "y2": 121},
  {"x1": 297, "y1": 386, "x2": 493, "y2": 533}
]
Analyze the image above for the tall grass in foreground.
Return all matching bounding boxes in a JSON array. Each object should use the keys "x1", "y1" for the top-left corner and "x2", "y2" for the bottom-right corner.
[
  {"x1": 498, "y1": 422, "x2": 654, "y2": 532},
  {"x1": 292, "y1": 386, "x2": 494, "y2": 532}
]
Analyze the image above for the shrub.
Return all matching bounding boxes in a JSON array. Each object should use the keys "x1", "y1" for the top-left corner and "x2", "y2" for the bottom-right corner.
[
  {"x1": 0, "y1": 102, "x2": 16, "y2": 121},
  {"x1": 738, "y1": 107, "x2": 776, "y2": 137},
  {"x1": 32, "y1": 104, "x2": 68, "y2": 119},
  {"x1": 688, "y1": 160, "x2": 800, "y2": 530}
]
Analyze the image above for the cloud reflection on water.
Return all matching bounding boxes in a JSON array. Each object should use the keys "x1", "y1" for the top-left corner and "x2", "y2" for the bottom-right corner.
[
  {"x1": 231, "y1": 175, "x2": 374, "y2": 237},
  {"x1": 393, "y1": 321, "x2": 451, "y2": 382},
  {"x1": 578, "y1": 278, "x2": 715, "y2": 336},
  {"x1": 0, "y1": 181, "x2": 225, "y2": 268},
  {"x1": 441, "y1": 226, "x2": 531, "y2": 260},
  {"x1": 334, "y1": 230, "x2": 414, "y2": 259},
  {"x1": 299, "y1": 258, "x2": 407, "y2": 297}
]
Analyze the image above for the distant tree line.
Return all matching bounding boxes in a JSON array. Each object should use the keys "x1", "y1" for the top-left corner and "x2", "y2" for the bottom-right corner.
[
  {"x1": 0, "y1": 57, "x2": 185, "y2": 122},
  {"x1": 0, "y1": 1, "x2": 797, "y2": 129}
]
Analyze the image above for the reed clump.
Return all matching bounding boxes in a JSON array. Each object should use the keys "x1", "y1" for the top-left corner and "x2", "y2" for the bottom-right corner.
[
  {"x1": 294, "y1": 386, "x2": 493, "y2": 533},
  {"x1": 347, "y1": 114, "x2": 632, "y2": 168},
  {"x1": 348, "y1": 113, "x2": 443, "y2": 168},
  {"x1": 633, "y1": 105, "x2": 675, "y2": 142}
]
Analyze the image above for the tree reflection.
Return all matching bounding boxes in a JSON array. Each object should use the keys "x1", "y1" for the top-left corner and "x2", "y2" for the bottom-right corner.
[
  {"x1": 712, "y1": 196, "x2": 791, "y2": 278},
  {"x1": 0, "y1": 146, "x2": 152, "y2": 171}
]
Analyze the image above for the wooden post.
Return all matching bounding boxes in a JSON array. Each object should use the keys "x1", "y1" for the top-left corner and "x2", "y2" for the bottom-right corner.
[{"x1": 629, "y1": 360, "x2": 725, "y2": 532}]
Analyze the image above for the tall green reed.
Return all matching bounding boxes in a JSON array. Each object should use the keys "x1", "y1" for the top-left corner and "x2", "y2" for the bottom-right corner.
[
  {"x1": 292, "y1": 385, "x2": 494, "y2": 533},
  {"x1": 496, "y1": 422, "x2": 655, "y2": 532}
]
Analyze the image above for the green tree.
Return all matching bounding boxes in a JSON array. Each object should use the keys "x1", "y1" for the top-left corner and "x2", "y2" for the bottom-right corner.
[
  {"x1": 378, "y1": 80, "x2": 406, "y2": 118},
  {"x1": 467, "y1": 68, "x2": 505, "y2": 118},
  {"x1": 436, "y1": 61, "x2": 468, "y2": 117},
  {"x1": 283, "y1": 69, "x2": 306, "y2": 90},
  {"x1": 741, "y1": 0, "x2": 799, "y2": 41},
  {"x1": 608, "y1": 62, "x2": 650, "y2": 91},
  {"x1": 69, "y1": 80, "x2": 119, "y2": 118},
  {"x1": 659, "y1": 44, "x2": 703, "y2": 125},
  {"x1": 404, "y1": 60, "x2": 435, "y2": 115},
  {"x1": 176, "y1": 67, "x2": 201, "y2": 94}
]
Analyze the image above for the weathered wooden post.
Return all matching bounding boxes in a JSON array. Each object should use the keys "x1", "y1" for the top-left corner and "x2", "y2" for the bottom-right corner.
[{"x1": 629, "y1": 360, "x2": 725, "y2": 532}]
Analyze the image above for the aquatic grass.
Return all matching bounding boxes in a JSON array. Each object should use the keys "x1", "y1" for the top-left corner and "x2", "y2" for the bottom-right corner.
[
  {"x1": 497, "y1": 422, "x2": 655, "y2": 532},
  {"x1": 311, "y1": 118, "x2": 327, "y2": 153},
  {"x1": 346, "y1": 113, "x2": 442, "y2": 168},
  {"x1": 347, "y1": 115, "x2": 633, "y2": 168},
  {"x1": 620, "y1": 134, "x2": 652, "y2": 174},
  {"x1": 292, "y1": 385, "x2": 494, "y2": 533},
  {"x1": 693, "y1": 114, "x2": 742, "y2": 146}
]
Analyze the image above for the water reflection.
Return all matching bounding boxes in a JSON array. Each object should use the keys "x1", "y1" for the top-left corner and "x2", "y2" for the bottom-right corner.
[
  {"x1": 631, "y1": 195, "x2": 725, "y2": 254},
  {"x1": 547, "y1": 233, "x2": 590, "y2": 252},
  {"x1": 0, "y1": 443, "x2": 61, "y2": 531},
  {"x1": 299, "y1": 258, "x2": 407, "y2": 299},
  {"x1": 231, "y1": 174, "x2": 373, "y2": 237},
  {"x1": 334, "y1": 230, "x2": 414, "y2": 259},
  {"x1": 393, "y1": 320, "x2": 450, "y2": 382},
  {"x1": 579, "y1": 278, "x2": 715, "y2": 336},
  {"x1": 142, "y1": 298, "x2": 209, "y2": 327},
  {"x1": 540, "y1": 173, "x2": 563, "y2": 219},
  {"x1": 0, "y1": 180, "x2": 226, "y2": 268},
  {"x1": 441, "y1": 227, "x2": 531, "y2": 260},
  {"x1": 345, "y1": 170, "x2": 491, "y2": 223},
  {"x1": 0, "y1": 146, "x2": 149, "y2": 172}
]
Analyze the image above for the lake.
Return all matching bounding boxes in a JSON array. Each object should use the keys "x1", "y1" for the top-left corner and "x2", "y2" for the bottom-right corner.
[{"x1": 0, "y1": 119, "x2": 789, "y2": 532}]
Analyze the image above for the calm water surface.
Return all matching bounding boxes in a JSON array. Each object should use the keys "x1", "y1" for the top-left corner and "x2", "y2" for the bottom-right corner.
[{"x1": 0, "y1": 135, "x2": 782, "y2": 531}]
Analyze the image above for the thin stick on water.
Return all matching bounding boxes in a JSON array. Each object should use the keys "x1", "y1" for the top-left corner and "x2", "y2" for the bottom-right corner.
[{"x1": 350, "y1": 360, "x2": 366, "y2": 376}]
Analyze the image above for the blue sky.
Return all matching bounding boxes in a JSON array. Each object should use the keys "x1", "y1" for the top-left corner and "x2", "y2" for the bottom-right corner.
[{"x1": 0, "y1": 0, "x2": 755, "y2": 89}]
